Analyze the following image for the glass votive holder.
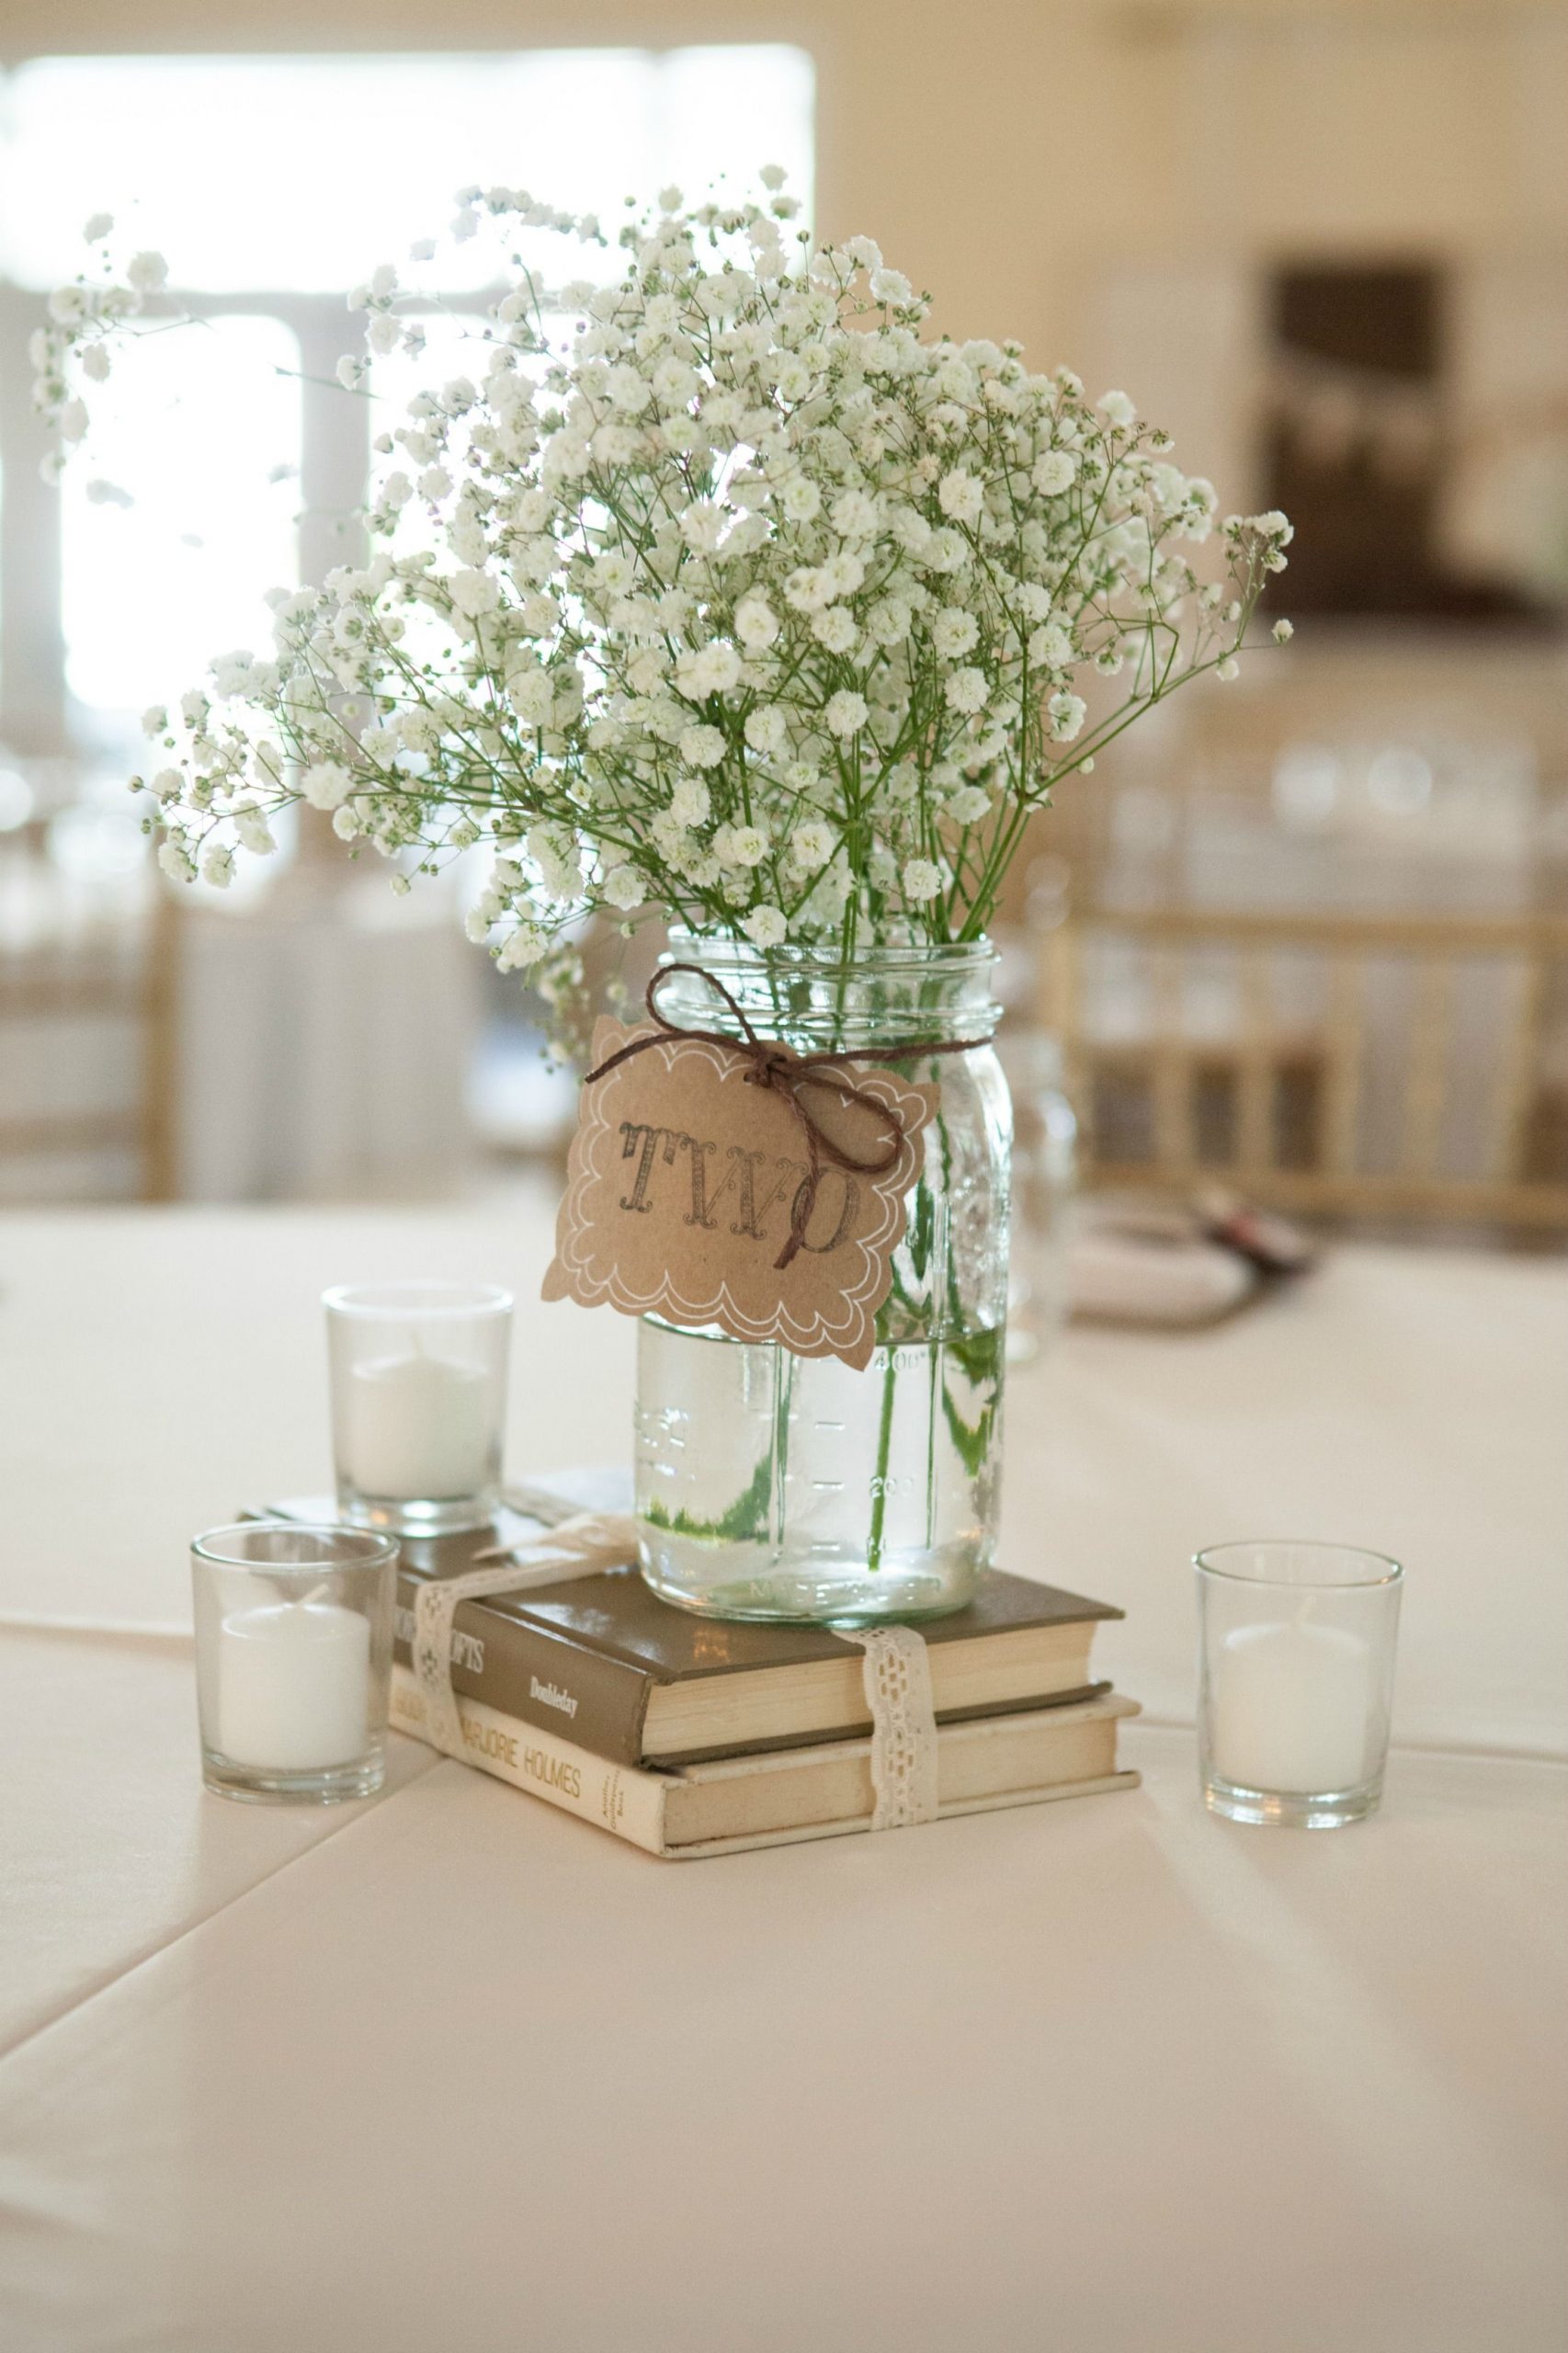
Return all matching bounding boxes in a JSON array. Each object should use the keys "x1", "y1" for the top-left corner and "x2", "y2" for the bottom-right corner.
[
  {"x1": 192, "y1": 1522, "x2": 399, "y2": 1803},
  {"x1": 324, "y1": 1280, "x2": 512, "y2": 1535},
  {"x1": 1196, "y1": 1540, "x2": 1403, "y2": 1828}
]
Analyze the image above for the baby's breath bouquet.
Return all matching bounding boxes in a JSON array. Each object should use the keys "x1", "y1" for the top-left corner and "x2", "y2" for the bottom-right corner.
[
  {"x1": 40, "y1": 170, "x2": 1292, "y2": 1623},
  {"x1": 40, "y1": 171, "x2": 1290, "y2": 1018}
]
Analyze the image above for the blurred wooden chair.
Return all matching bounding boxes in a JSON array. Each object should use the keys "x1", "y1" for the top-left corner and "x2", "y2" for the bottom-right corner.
[
  {"x1": 1039, "y1": 905, "x2": 1568, "y2": 1229},
  {"x1": 0, "y1": 847, "x2": 180, "y2": 1200}
]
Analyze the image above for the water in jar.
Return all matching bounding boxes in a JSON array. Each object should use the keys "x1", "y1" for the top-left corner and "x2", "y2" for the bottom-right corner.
[{"x1": 635, "y1": 1314, "x2": 1005, "y2": 1620}]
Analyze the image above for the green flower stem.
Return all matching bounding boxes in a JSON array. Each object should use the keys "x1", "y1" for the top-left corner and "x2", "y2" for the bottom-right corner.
[
  {"x1": 770, "y1": 1335, "x2": 794, "y2": 1552},
  {"x1": 865, "y1": 1342, "x2": 900, "y2": 1575}
]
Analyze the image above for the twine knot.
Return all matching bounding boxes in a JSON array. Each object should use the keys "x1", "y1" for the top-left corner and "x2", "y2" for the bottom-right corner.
[{"x1": 584, "y1": 961, "x2": 983, "y2": 1270}]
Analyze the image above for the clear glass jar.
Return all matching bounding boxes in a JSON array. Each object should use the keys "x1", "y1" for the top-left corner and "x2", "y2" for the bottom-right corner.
[
  {"x1": 634, "y1": 938, "x2": 1010, "y2": 1623},
  {"x1": 324, "y1": 1281, "x2": 513, "y2": 1536},
  {"x1": 192, "y1": 1521, "x2": 400, "y2": 1803},
  {"x1": 1196, "y1": 1541, "x2": 1404, "y2": 1828}
]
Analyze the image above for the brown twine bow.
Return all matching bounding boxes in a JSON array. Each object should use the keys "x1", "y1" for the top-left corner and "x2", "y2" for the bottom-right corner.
[{"x1": 585, "y1": 961, "x2": 985, "y2": 1271}]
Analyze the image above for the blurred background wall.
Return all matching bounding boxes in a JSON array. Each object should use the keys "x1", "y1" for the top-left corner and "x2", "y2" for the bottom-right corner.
[{"x1": 2, "y1": 0, "x2": 1566, "y2": 1224}]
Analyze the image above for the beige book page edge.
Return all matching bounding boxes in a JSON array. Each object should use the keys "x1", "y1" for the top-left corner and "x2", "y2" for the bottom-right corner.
[
  {"x1": 671, "y1": 1771, "x2": 1142, "y2": 1859},
  {"x1": 665, "y1": 1710, "x2": 1132, "y2": 1844},
  {"x1": 644, "y1": 1621, "x2": 1097, "y2": 1751}
]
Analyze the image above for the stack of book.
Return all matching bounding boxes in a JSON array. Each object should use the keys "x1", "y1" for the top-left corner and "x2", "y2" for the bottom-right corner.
[{"x1": 268, "y1": 1480, "x2": 1141, "y2": 1859}]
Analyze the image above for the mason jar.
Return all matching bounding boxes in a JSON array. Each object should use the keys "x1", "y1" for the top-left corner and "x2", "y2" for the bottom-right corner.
[{"x1": 633, "y1": 937, "x2": 1010, "y2": 1623}]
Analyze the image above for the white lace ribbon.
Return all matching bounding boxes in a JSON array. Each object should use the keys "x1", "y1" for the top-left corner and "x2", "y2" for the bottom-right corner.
[
  {"x1": 411, "y1": 1511, "x2": 640, "y2": 1761},
  {"x1": 411, "y1": 1515, "x2": 939, "y2": 1831},
  {"x1": 832, "y1": 1623, "x2": 941, "y2": 1830}
]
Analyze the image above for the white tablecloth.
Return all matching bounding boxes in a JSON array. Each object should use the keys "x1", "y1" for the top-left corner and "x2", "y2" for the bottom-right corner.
[
  {"x1": 3, "y1": 1206, "x2": 1561, "y2": 1751},
  {"x1": 0, "y1": 1207, "x2": 1563, "y2": 2350}
]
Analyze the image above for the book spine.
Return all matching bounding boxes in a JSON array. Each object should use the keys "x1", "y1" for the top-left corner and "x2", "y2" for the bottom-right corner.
[
  {"x1": 392, "y1": 1565, "x2": 655, "y2": 1768},
  {"x1": 389, "y1": 1664, "x2": 670, "y2": 1857}
]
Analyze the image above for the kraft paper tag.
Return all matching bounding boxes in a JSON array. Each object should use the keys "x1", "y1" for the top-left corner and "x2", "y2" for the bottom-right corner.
[{"x1": 542, "y1": 1017, "x2": 937, "y2": 1370}]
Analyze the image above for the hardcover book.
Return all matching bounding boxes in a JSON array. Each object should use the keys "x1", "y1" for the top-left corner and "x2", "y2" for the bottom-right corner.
[
  {"x1": 390, "y1": 1665, "x2": 1141, "y2": 1859},
  {"x1": 266, "y1": 1483, "x2": 1124, "y2": 1769}
]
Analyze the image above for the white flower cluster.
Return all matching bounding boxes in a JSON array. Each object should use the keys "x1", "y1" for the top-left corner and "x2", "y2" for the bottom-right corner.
[
  {"x1": 42, "y1": 178, "x2": 1290, "y2": 991},
  {"x1": 30, "y1": 216, "x2": 169, "y2": 491}
]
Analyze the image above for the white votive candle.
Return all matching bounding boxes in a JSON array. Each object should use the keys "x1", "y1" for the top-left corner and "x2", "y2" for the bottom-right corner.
[
  {"x1": 217, "y1": 1601, "x2": 371, "y2": 1769},
  {"x1": 1211, "y1": 1620, "x2": 1373, "y2": 1794},
  {"x1": 342, "y1": 1351, "x2": 494, "y2": 1501}
]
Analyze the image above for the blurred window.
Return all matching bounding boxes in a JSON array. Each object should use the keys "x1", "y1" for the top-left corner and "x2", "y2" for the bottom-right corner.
[
  {"x1": 60, "y1": 315, "x2": 302, "y2": 717},
  {"x1": 0, "y1": 46, "x2": 814, "y2": 748}
]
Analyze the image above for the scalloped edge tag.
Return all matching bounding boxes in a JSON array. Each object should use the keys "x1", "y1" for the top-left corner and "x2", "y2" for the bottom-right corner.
[{"x1": 542, "y1": 1016, "x2": 936, "y2": 1370}]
